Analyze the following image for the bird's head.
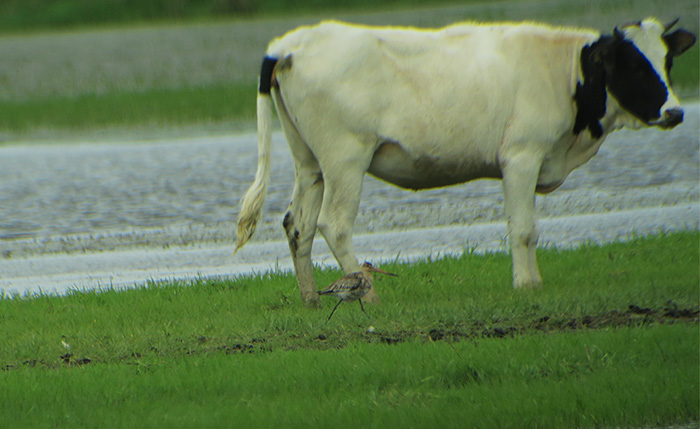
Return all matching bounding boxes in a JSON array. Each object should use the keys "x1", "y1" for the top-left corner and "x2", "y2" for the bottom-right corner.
[{"x1": 360, "y1": 262, "x2": 398, "y2": 277}]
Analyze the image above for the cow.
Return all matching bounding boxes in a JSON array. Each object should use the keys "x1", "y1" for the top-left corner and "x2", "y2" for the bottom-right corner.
[{"x1": 235, "y1": 17, "x2": 696, "y2": 307}]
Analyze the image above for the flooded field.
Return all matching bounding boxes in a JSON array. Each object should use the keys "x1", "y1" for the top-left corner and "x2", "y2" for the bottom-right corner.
[{"x1": 0, "y1": 103, "x2": 697, "y2": 258}]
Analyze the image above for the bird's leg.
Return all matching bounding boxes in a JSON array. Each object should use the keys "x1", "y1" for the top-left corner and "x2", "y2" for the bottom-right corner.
[
  {"x1": 359, "y1": 299, "x2": 370, "y2": 319},
  {"x1": 327, "y1": 300, "x2": 343, "y2": 321}
]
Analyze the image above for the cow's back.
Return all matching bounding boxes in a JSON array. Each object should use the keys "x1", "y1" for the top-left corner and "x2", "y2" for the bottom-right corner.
[{"x1": 267, "y1": 21, "x2": 599, "y2": 189}]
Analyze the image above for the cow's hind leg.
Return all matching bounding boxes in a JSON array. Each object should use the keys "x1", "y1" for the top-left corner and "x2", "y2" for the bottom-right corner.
[
  {"x1": 500, "y1": 152, "x2": 543, "y2": 289},
  {"x1": 279, "y1": 112, "x2": 324, "y2": 307},
  {"x1": 284, "y1": 163, "x2": 324, "y2": 306},
  {"x1": 316, "y1": 140, "x2": 381, "y2": 303}
]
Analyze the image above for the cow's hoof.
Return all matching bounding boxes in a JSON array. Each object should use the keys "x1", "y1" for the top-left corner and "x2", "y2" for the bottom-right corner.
[
  {"x1": 513, "y1": 280, "x2": 543, "y2": 290},
  {"x1": 302, "y1": 295, "x2": 323, "y2": 308}
]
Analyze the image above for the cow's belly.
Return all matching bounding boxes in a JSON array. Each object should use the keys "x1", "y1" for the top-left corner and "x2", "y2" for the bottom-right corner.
[{"x1": 367, "y1": 139, "x2": 501, "y2": 190}]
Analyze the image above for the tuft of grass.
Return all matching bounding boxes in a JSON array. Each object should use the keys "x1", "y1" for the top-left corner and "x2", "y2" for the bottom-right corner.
[{"x1": 0, "y1": 232, "x2": 698, "y2": 427}]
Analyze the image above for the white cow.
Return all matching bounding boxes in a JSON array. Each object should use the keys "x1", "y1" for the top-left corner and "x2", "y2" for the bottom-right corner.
[{"x1": 236, "y1": 18, "x2": 696, "y2": 306}]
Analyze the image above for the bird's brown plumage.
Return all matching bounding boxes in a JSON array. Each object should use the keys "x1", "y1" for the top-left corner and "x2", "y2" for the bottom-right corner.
[{"x1": 318, "y1": 262, "x2": 397, "y2": 320}]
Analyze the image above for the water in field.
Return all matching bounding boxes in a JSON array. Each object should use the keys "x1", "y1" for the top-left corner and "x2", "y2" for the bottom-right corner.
[
  {"x1": 0, "y1": 103, "x2": 697, "y2": 296},
  {"x1": 0, "y1": 104, "x2": 697, "y2": 258}
]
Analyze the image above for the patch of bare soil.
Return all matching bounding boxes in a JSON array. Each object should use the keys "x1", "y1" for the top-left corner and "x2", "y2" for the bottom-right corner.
[
  {"x1": 3, "y1": 304, "x2": 697, "y2": 371},
  {"x1": 419, "y1": 303, "x2": 699, "y2": 345}
]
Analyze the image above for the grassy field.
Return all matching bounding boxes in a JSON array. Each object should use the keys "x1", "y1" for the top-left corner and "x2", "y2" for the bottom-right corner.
[
  {"x1": 0, "y1": 0, "x2": 697, "y2": 138},
  {"x1": 1, "y1": 232, "x2": 698, "y2": 427},
  {"x1": 1, "y1": 3, "x2": 698, "y2": 424},
  {"x1": 0, "y1": 84, "x2": 257, "y2": 133}
]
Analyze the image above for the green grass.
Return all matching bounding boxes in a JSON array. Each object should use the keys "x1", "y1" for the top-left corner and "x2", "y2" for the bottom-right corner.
[
  {"x1": 0, "y1": 83, "x2": 257, "y2": 133},
  {"x1": 1, "y1": 232, "x2": 698, "y2": 427},
  {"x1": 1, "y1": 326, "x2": 696, "y2": 428}
]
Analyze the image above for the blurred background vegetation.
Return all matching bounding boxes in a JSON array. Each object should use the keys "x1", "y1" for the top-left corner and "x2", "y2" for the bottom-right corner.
[
  {"x1": 0, "y1": 0, "x2": 696, "y2": 139},
  {"x1": 0, "y1": 0, "x2": 467, "y2": 32}
]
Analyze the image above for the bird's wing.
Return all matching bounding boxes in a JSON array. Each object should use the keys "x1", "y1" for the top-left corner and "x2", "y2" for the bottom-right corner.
[
  {"x1": 343, "y1": 273, "x2": 365, "y2": 292},
  {"x1": 318, "y1": 272, "x2": 363, "y2": 294}
]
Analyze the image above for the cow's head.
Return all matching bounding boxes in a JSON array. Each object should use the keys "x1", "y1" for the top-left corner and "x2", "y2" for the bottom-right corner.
[{"x1": 575, "y1": 18, "x2": 696, "y2": 138}]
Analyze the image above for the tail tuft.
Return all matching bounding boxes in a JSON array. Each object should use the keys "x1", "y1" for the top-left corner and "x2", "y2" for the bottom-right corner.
[{"x1": 235, "y1": 57, "x2": 278, "y2": 253}]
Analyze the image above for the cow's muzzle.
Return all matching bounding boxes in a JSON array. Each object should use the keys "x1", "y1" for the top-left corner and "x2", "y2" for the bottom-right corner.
[{"x1": 651, "y1": 107, "x2": 684, "y2": 129}]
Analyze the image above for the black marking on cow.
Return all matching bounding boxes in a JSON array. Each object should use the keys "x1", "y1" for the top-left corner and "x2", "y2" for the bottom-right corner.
[
  {"x1": 282, "y1": 211, "x2": 293, "y2": 231},
  {"x1": 573, "y1": 36, "x2": 611, "y2": 139},
  {"x1": 282, "y1": 211, "x2": 298, "y2": 256},
  {"x1": 259, "y1": 56, "x2": 278, "y2": 94},
  {"x1": 573, "y1": 26, "x2": 690, "y2": 137},
  {"x1": 603, "y1": 35, "x2": 667, "y2": 125}
]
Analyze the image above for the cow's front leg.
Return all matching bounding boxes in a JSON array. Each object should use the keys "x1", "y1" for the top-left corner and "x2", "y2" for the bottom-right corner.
[{"x1": 500, "y1": 153, "x2": 543, "y2": 289}]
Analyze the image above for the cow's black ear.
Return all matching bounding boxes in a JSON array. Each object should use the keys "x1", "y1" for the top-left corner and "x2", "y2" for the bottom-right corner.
[{"x1": 664, "y1": 29, "x2": 697, "y2": 57}]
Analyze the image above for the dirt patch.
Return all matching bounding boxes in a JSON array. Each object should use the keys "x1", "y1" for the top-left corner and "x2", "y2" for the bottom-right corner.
[
  {"x1": 416, "y1": 303, "x2": 699, "y2": 345},
  {"x1": 216, "y1": 338, "x2": 270, "y2": 355},
  {"x1": 2, "y1": 304, "x2": 697, "y2": 371}
]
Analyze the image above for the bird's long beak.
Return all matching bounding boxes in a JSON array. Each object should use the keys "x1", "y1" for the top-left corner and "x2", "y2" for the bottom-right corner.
[{"x1": 369, "y1": 266, "x2": 398, "y2": 277}]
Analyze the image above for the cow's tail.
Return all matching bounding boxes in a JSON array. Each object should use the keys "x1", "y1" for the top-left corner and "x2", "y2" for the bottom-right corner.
[{"x1": 235, "y1": 56, "x2": 278, "y2": 253}]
